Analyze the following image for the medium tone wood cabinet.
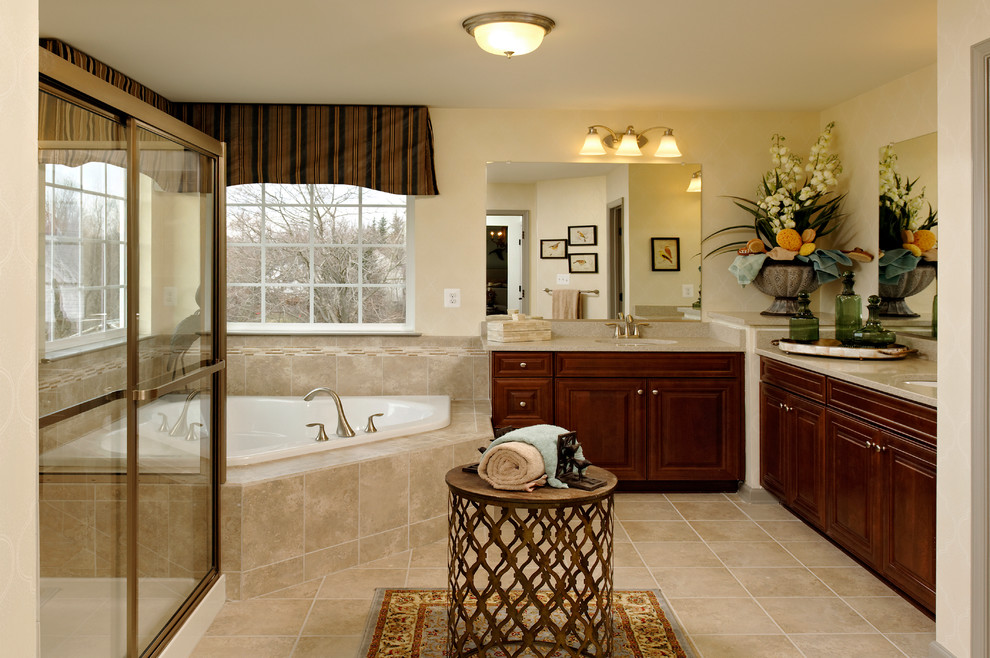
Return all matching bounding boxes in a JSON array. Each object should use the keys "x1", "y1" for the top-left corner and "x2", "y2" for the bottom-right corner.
[
  {"x1": 491, "y1": 350, "x2": 745, "y2": 489},
  {"x1": 760, "y1": 356, "x2": 936, "y2": 613}
]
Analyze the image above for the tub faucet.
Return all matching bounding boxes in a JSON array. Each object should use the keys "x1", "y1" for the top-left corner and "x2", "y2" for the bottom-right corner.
[
  {"x1": 302, "y1": 388, "x2": 356, "y2": 438},
  {"x1": 168, "y1": 390, "x2": 201, "y2": 437}
]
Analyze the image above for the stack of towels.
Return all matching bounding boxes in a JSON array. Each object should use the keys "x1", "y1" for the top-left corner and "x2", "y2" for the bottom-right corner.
[{"x1": 478, "y1": 424, "x2": 586, "y2": 491}]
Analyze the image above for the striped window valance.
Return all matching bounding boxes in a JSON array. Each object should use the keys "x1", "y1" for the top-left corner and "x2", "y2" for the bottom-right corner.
[{"x1": 40, "y1": 39, "x2": 439, "y2": 196}]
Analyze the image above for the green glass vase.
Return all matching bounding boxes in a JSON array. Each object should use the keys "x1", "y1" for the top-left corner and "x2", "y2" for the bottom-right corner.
[
  {"x1": 932, "y1": 294, "x2": 937, "y2": 338},
  {"x1": 789, "y1": 291, "x2": 819, "y2": 342},
  {"x1": 851, "y1": 295, "x2": 896, "y2": 347},
  {"x1": 834, "y1": 271, "x2": 861, "y2": 344}
]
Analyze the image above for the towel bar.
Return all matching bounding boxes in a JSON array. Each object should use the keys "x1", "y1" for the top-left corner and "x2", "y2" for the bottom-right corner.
[{"x1": 543, "y1": 288, "x2": 599, "y2": 295}]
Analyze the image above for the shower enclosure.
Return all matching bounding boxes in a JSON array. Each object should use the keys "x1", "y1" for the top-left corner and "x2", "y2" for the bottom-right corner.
[{"x1": 37, "y1": 54, "x2": 225, "y2": 656}]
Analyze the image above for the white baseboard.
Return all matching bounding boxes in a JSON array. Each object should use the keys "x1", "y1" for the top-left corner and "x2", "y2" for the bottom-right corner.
[
  {"x1": 158, "y1": 575, "x2": 226, "y2": 658},
  {"x1": 737, "y1": 482, "x2": 777, "y2": 504}
]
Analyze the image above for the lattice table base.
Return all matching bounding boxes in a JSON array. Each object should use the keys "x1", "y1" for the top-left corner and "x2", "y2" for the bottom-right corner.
[{"x1": 446, "y1": 466, "x2": 617, "y2": 658}]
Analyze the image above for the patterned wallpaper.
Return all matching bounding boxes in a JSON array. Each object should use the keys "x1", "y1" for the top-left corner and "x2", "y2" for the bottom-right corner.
[{"x1": 0, "y1": 0, "x2": 40, "y2": 654}]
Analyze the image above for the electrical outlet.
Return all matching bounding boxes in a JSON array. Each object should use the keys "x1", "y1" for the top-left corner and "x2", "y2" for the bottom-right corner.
[
  {"x1": 444, "y1": 288, "x2": 461, "y2": 308},
  {"x1": 682, "y1": 284, "x2": 694, "y2": 298},
  {"x1": 163, "y1": 286, "x2": 177, "y2": 307},
  {"x1": 556, "y1": 273, "x2": 570, "y2": 285}
]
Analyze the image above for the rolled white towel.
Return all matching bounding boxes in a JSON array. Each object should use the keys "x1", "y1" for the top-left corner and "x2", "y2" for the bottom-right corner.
[{"x1": 478, "y1": 441, "x2": 548, "y2": 492}]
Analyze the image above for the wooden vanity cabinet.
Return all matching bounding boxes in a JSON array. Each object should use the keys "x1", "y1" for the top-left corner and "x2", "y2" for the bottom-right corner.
[
  {"x1": 760, "y1": 357, "x2": 936, "y2": 612},
  {"x1": 490, "y1": 352, "x2": 554, "y2": 427}
]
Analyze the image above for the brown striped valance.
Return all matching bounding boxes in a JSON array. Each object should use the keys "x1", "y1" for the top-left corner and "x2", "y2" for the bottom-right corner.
[{"x1": 40, "y1": 39, "x2": 439, "y2": 196}]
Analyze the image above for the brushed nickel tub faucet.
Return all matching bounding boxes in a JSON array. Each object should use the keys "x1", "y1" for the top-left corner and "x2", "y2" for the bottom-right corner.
[{"x1": 302, "y1": 388, "x2": 356, "y2": 438}]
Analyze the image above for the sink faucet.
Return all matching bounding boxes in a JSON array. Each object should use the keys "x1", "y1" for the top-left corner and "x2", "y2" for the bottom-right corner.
[
  {"x1": 605, "y1": 312, "x2": 627, "y2": 338},
  {"x1": 625, "y1": 314, "x2": 650, "y2": 338},
  {"x1": 168, "y1": 390, "x2": 201, "y2": 437},
  {"x1": 302, "y1": 388, "x2": 356, "y2": 438}
]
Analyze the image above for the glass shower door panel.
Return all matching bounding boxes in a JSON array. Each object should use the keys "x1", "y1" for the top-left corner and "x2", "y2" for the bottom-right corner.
[
  {"x1": 134, "y1": 126, "x2": 217, "y2": 654},
  {"x1": 38, "y1": 90, "x2": 130, "y2": 658}
]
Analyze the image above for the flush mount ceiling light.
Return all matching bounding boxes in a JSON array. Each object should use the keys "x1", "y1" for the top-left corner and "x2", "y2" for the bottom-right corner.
[
  {"x1": 462, "y1": 12, "x2": 555, "y2": 59},
  {"x1": 686, "y1": 170, "x2": 702, "y2": 192},
  {"x1": 580, "y1": 125, "x2": 682, "y2": 158}
]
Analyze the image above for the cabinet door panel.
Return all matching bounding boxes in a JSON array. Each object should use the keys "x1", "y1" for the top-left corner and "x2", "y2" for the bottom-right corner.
[
  {"x1": 649, "y1": 379, "x2": 743, "y2": 480},
  {"x1": 882, "y1": 432, "x2": 936, "y2": 609},
  {"x1": 789, "y1": 395, "x2": 827, "y2": 529},
  {"x1": 555, "y1": 378, "x2": 647, "y2": 480},
  {"x1": 826, "y1": 411, "x2": 882, "y2": 567},
  {"x1": 492, "y1": 378, "x2": 553, "y2": 427},
  {"x1": 760, "y1": 383, "x2": 789, "y2": 499}
]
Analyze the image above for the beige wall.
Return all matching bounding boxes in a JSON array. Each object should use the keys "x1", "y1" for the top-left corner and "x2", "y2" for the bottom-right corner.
[
  {"x1": 416, "y1": 109, "x2": 821, "y2": 335},
  {"x1": 0, "y1": 0, "x2": 40, "y2": 653}
]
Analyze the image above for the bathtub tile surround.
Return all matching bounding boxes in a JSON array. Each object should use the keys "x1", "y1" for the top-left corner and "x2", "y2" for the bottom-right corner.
[
  {"x1": 220, "y1": 400, "x2": 491, "y2": 600},
  {"x1": 226, "y1": 335, "x2": 489, "y2": 399}
]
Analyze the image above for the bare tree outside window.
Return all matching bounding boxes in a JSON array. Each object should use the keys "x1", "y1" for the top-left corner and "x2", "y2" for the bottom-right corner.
[{"x1": 226, "y1": 184, "x2": 411, "y2": 330}]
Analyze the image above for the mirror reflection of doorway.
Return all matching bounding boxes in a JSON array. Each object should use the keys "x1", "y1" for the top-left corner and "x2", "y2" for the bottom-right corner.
[
  {"x1": 487, "y1": 213, "x2": 528, "y2": 314},
  {"x1": 607, "y1": 201, "x2": 625, "y2": 318}
]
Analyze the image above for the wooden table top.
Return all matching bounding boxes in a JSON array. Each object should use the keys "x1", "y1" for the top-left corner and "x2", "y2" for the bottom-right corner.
[{"x1": 445, "y1": 465, "x2": 617, "y2": 507}]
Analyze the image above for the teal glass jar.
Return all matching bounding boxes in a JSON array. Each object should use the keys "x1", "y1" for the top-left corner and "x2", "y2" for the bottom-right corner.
[
  {"x1": 851, "y1": 295, "x2": 897, "y2": 347},
  {"x1": 789, "y1": 291, "x2": 820, "y2": 342},
  {"x1": 834, "y1": 272, "x2": 861, "y2": 344}
]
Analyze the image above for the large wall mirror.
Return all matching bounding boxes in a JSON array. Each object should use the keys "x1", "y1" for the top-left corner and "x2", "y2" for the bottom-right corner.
[
  {"x1": 486, "y1": 162, "x2": 702, "y2": 320},
  {"x1": 878, "y1": 132, "x2": 937, "y2": 334}
]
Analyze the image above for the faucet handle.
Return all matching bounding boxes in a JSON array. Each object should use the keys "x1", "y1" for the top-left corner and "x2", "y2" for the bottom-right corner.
[
  {"x1": 365, "y1": 413, "x2": 384, "y2": 433},
  {"x1": 184, "y1": 422, "x2": 203, "y2": 441},
  {"x1": 158, "y1": 413, "x2": 171, "y2": 433},
  {"x1": 306, "y1": 422, "x2": 330, "y2": 442},
  {"x1": 604, "y1": 321, "x2": 624, "y2": 338}
]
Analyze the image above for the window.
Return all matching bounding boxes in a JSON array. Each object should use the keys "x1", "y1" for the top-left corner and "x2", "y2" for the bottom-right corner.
[
  {"x1": 42, "y1": 161, "x2": 127, "y2": 352},
  {"x1": 226, "y1": 184, "x2": 412, "y2": 332}
]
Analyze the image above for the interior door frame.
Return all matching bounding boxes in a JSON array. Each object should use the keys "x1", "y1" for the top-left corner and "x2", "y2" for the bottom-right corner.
[{"x1": 487, "y1": 210, "x2": 529, "y2": 314}]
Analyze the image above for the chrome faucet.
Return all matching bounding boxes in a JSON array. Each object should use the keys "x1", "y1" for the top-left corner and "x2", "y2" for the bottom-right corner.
[
  {"x1": 605, "y1": 312, "x2": 627, "y2": 338},
  {"x1": 302, "y1": 388, "x2": 356, "y2": 438},
  {"x1": 168, "y1": 390, "x2": 201, "y2": 437},
  {"x1": 625, "y1": 314, "x2": 650, "y2": 338}
]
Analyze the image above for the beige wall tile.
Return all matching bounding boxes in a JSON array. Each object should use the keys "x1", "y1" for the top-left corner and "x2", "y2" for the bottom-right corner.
[
  {"x1": 241, "y1": 476, "x2": 304, "y2": 570},
  {"x1": 240, "y1": 557, "x2": 305, "y2": 599},
  {"x1": 359, "y1": 526, "x2": 408, "y2": 564},
  {"x1": 382, "y1": 355, "x2": 428, "y2": 395},
  {"x1": 290, "y1": 353, "x2": 338, "y2": 396},
  {"x1": 304, "y1": 465, "x2": 359, "y2": 552},
  {"x1": 220, "y1": 485, "x2": 242, "y2": 572},
  {"x1": 224, "y1": 353, "x2": 246, "y2": 396},
  {"x1": 471, "y1": 355, "x2": 489, "y2": 400},
  {"x1": 335, "y1": 356, "x2": 384, "y2": 396},
  {"x1": 359, "y1": 455, "x2": 409, "y2": 536},
  {"x1": 244, "y1": 354, "x2": 293, "y2": 396},
  {"x1": 408, "y1": 445, "x2": 452, "y2": 523},
  {"x1": 427, "y1": 356, "x2": 474, "y2": 399}
]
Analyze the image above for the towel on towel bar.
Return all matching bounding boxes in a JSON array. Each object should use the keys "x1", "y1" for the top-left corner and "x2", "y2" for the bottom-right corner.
[
  {"x1": 478, "y1": 441, "x2": 548, "y2": 492},
  {"x1": 552, "y1": 289, "x2": 581, "y2": 319}
]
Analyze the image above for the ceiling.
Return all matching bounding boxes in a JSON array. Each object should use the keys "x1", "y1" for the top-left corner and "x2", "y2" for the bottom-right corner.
[{"x1": 39, "y1": 0, "x2": 935, "y2": 111}]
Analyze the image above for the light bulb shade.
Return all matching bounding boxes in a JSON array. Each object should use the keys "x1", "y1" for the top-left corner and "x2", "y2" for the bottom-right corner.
[
  {"x1": 463, "y1": 13, "x2": 555, "y2": 58},
  {"x1": 655, "y1": 130, "x2": 682, "y2": 158},
  {"x1": 686, "y1": 173, "x2": 702, "y2": 192},
  {"x1": 580, "y1": 129, "x2": 607, "y2": 155},
  {"x1": 615, "y1": 131, "x2": 644, "y2": 156}
]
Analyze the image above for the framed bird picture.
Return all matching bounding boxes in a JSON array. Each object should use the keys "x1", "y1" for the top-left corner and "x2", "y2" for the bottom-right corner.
[
  {"x1": 567, "y1": 225, "x2": 597, "y2": 246},
  {"x1": 568, "y1": 253, "x2": 598, "y2": 273},
  {"x1": 540, "y1": 238, "x2": 568, "y2": 259},
  {"x1": 651, "y1": 237, "x2": 680, "y2": 271}
]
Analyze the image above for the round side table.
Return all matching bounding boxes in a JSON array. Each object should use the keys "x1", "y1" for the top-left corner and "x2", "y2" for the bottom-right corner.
[{"x1": 445, "y1": 465, "x2": 617, "y2": 657}]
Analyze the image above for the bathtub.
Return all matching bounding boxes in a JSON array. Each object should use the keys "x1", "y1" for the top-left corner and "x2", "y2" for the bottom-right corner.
[{"x1": 40, "y1": 394, "x2": 451, "y2": 470}]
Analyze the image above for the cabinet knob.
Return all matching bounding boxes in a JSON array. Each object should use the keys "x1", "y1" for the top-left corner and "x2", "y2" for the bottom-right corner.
[
  {"x1": 652, "y1": 389, "x2": 659, "y2": 395},
  {"x1": 865, "y1": 441, "x2": 874, "y2": 449},
  {"x1": 519, "y1": 401, "x2": 527, "y2": 407},
  {"x1": 875, "y1": 443, "x2": 883, "y2": 452},
  {"x1": 637, "y1": 389, "x2": 644, "y2": 395},
  {"x1": 519, "y1": 362, "x2": 527, "y2": 368}
]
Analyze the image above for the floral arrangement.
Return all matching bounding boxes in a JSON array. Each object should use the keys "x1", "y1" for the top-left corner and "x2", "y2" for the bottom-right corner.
[{"x1": 878, "y1": 143, "x2": 937, "y2": 255}]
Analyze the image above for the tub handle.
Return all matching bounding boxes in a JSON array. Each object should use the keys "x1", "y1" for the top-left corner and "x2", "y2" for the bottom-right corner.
[
  {"x1": 185, "y1": 422, "x2": 203, "y2": 442},
  {"x1": 158, "y1": 413, "x2": 170, "y2": 433},
  {"x1": 365, "y1": 413, "x2": 384, "y2": 433},
  {"x1": 306, "y1": 422, "x2": 331, "y2": 442}
]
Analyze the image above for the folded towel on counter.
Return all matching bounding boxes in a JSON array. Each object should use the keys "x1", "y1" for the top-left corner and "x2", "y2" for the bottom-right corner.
[
  {"x1": 484, "y1": 424, "x2": 586, "y2": 488},
  {"x1": 478, "y1": 441, "x2": 548, "y2": 492},
  {"x1": 552, "y1": 289, "x2": 582, "y2": 319},
  {"x1": 803, "y1": 249, "x2": 853, "y2": 284},
  {"x1": 728, "y1": 254, "x2": 768, "y2": 285},
  {"x1": 879, "y1": 248, "x2": 922, "y2": 285}
]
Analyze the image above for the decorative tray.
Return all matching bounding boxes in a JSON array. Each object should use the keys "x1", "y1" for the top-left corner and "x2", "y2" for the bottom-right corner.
[{"x1": 773, "y1": 339, "x2": 917, "y2": 360}]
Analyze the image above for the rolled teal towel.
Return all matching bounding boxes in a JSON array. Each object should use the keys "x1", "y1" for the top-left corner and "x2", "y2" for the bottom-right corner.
[
  {"x1": 485, "y1": 424, "x2": 585, "y2": 488},
  {"x1": 879, "y1": 248, "x2": 922, "y2": 285},
  {"x1": 728, "y1": 254, "x2": 768, "y2": 285},
  {"x1": 802, "y1": 249, "x2": 853, "y2": 284}
]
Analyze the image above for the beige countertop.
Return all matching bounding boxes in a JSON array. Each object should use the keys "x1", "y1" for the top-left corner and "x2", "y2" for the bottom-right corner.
[{"x1": 483, "y1": 335, "x2": 744, "y2": 352}]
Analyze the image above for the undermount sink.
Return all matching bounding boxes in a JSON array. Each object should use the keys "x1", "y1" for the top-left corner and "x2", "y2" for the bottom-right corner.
[{"x1": 594, "y1": 338, "x2": 677, "y2": 346}]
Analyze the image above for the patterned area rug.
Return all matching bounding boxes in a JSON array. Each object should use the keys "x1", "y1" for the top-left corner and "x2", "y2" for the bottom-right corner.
[{"x1": 359, "y1": 588, "x2": 694, "y2": 657}]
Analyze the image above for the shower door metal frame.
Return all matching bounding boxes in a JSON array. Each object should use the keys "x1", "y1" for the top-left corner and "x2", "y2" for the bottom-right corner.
[{"x1": 40, "y1": 47, "x2": 226, "y2": 658}]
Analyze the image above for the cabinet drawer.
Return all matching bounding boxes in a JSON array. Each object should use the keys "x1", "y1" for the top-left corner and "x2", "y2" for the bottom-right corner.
[
  {"x1": 760, "y1": 357, "x2": 827, "y2": 404},
  {"x1": 555, "y1": 352, "x2": 742, "y2": 378},
  {"x1": 828, "y1": 379, "x2": 936, "y2": 446},
  {"x1": 491, "y1": 378, "x2": 553, "y2": 427},
  {"x1": 491, "y1": 352, "x2": 553, "y2": 377}
]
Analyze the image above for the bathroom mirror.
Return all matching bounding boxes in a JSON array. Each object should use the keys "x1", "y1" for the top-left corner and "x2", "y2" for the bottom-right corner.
[
  {"x1": 878, "y1": 132, "x2": 937, "y2": 331},
  {"x1": 486, "y1": 162, "x2": 702, "y2": 320}
]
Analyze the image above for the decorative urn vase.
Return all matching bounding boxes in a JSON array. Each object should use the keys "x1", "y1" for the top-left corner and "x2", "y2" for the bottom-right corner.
[
  {"x1": 751, "y1": 260, "x2": 821, "y2": 316},
  {"x1": 878, "y1": 260, "x2": 936, "y2": 317}
]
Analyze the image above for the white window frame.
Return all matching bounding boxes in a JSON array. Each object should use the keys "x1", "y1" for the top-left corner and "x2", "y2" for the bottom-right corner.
[{"x1": 226, "y1": 184, "x2": 416, "y2": 334}]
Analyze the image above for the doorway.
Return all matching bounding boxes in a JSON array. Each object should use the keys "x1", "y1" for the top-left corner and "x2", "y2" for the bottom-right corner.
[
  {"x1": 487, "y1": 213, "x2": 529, "y2": 314},
  {"x1": 607, "y1": 200, "x2": 625, "y2": 318}
]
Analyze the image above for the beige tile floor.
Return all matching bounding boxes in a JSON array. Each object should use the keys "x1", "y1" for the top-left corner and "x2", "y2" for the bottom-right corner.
[{"x1": 191, "y1": 493, "x2": 935, "y2": 657}]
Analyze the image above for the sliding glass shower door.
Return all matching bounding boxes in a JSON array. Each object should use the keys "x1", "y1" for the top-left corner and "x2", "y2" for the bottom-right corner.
[{"x1": 39, "y1": 84, "x2": 224, "y2": 657}]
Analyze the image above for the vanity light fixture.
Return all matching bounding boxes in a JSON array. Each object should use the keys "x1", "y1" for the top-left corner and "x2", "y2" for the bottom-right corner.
[
  {"x1": 462, "y1": 12, "x2": 556, "y2": 59},
  {"x1": 686, "y1": 170, "x2": 702, "y2": 192},
  {"x1": 579, "y1": 125, "x2": 682, "y2": 158}
]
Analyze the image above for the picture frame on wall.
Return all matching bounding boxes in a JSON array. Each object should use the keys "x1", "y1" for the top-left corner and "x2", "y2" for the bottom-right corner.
[
  {"x1": 651, "y1": 237, "x2": 680, "y2": 271},
  {"x1": 567, "y1": 225, "x2": 597, "y2": 246},
  {"x1": 540, "y1": 239, "x2": 568, "y2": 259},
  {"x1": 568, "y1": 253, "x2": 598, "y2": 273}
]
